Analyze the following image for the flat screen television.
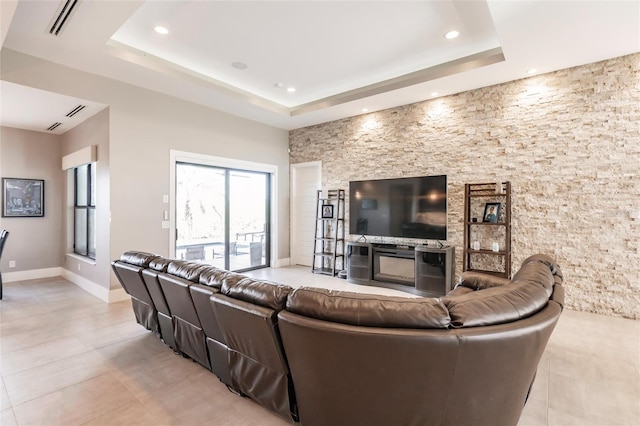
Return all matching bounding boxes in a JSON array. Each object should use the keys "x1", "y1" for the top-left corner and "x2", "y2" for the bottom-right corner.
[{"x1": 349, "y1": 175, "x2": 447, "y2": 241}]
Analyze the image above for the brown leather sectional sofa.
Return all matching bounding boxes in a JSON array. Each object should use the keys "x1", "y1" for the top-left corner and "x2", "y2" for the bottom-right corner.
[{"x1": 112, "y1": 252, "x2": 564, "y2": 426}]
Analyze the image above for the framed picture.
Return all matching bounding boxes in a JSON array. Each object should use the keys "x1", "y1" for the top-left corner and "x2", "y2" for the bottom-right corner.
[
  {"x1": 483, "y1": 202, "x2": 500, "y2": 223},
  {"x1": 2, "y1": 178, "x2": 45, "y2": 217},
  {"x1": 321, "y1": 204, "x2": 334, "y2": 219}
]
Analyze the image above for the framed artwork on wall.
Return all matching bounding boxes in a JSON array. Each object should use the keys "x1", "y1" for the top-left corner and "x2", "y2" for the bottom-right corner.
[{"x1": 2, "y1": 178, "x2": 45, "y2": 217}]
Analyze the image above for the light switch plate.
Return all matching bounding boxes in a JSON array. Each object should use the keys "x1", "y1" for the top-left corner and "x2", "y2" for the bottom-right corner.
[{"x1": 161, "y1": 221, "x2": 170, "y2": 229}]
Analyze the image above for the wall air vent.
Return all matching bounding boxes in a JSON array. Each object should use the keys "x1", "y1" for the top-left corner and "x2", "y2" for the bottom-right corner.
[
  {"x1": 66, "y1": 105, "x2": 86, "y2": 117},
  {"x1": 47, "y1": 122, "x2": 63, "y2": 131},
  {"x1": 49, "y1": 0, "x2": 79, "y2": 36}
]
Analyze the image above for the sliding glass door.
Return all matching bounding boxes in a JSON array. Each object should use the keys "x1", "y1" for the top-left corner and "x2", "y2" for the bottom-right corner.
[{"x1": 175, "y1": 162, "x2": 270, "y2": 271}]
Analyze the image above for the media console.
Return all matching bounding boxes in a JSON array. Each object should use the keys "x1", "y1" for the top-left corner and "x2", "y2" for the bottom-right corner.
[{"x1": 346, "y1": 242, "x2": 455, "y2": 296}]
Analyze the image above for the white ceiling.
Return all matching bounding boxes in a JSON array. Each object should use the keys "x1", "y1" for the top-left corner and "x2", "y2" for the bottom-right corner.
[{"x1": 1, "y1": 0, "x2": 639, "y2": 133}]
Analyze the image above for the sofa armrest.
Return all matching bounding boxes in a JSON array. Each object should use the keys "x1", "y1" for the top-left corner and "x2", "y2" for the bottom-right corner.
[{"x1": 454, "y1": 271, "x2": 512, "y2": 292}]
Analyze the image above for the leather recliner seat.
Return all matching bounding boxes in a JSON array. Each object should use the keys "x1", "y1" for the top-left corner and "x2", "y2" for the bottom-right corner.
[
  {"x1": 157, "y1": 260, "x2": 211, "y2": 368},
  {"x1": 189, "y1": 267, "x2": 245, "y2": 387},
  {"x1": 210, "y1": 277, "x2": 297, "y2": 422},
  {"x1": 111, "y1": 251, "x2": 161, "y2": 336},
  {"x1": 141, "y1": 256, "x2": 175, "y2": 349}
]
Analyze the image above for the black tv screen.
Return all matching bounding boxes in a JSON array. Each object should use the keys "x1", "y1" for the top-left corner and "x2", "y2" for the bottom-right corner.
[{"x1": 349, "y1": 175, "x2": 447, "y2": 240}]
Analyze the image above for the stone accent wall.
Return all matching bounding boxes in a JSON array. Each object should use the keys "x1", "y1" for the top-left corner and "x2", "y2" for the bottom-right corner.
[{"x1": 290, "y1": 53, "x2": 640, "y2": 319}]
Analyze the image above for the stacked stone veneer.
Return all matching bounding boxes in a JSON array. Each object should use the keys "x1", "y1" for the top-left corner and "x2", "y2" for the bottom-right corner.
[{"x1": 290, "y1": 53, "x2": 640, "y2": 319}]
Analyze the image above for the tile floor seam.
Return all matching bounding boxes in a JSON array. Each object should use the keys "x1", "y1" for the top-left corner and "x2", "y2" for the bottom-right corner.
[
  {"x1": 0, "y1": 336, "x2": 93, "y2": 377},
  {"x1": 10, "y1": 370, "x2": 118, "y2": 416}
]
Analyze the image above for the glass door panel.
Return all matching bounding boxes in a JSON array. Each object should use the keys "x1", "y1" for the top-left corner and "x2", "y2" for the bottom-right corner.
[
  {"x1": 175, "y1": 162, "x2": 270, "y2": 272},
  {"x1": 176, "y1": 163, "x2": 225, "y2": 268},
  {"x1": 229, "y1": 170, "x2": 269, "y2": 271}
]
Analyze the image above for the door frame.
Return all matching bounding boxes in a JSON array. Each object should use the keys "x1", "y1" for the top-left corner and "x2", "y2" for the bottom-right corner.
[
  {"x1": 290, "y1": 161, "x2": 321, "y2": 266},
  {"x1": 169, "y1": 150, "x2": 278, "y2": 267}
]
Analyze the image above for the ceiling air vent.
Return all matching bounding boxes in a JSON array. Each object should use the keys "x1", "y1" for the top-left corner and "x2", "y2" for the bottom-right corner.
[
  {"x1": 66, "y1": 105, "x2": 86, "y2": 117},
  {"x1": 49, "y1": 0, "x2": 79, "y2": 36},
  {"x1": 47, "y1": 122, "x2": 63, "y2": 132}
]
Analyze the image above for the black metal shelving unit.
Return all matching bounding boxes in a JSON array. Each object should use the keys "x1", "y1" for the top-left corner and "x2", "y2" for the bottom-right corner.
[
  {"x1": 463, "y1": 182, "x2": 512, "y2": 278},
  {"x1": 312, "y1": 189, "x2": 345, "y2": 276}
]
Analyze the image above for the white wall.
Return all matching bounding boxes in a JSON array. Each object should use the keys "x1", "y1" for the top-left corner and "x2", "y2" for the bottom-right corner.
[{"x1": 1, "y1": 48, "x2": 291, "y2": 291}]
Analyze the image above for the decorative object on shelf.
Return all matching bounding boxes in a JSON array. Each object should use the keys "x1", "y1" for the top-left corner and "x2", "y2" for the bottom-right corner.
[
  {"x1": 312, "y1": 189, "x2": 345, "y2": 276},
  {"x1": 321, "y1": 204, "x2": 334, "y2": 218},
  {"x1": 2, "y1": 178, "x2": 45, "y2": 217},
  {"x1": 463, "y1": 182, "x2": 511, "y2": 278},
  {"x1": 483, "y1": 202, "x2": 501, "y2": 223}
]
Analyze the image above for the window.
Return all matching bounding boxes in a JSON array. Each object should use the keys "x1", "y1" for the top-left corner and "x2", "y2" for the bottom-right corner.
[{"x1": 74, "y1": 163, "x2": 96, "y2": 259}]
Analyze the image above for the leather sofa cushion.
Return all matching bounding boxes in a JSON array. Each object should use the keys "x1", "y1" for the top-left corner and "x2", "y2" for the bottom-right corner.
[
  {"x1": 199, "y1": 267, "x2": 245, "y2": 289},
  {"x1": 286, "y1": 287, "x2": 451, "y2": 329},
  {"x1": 149, "y1": 257, "x2": 172, "y2": 272},
  {"x1": 445, "y1": 285, "x2": 474, "y2": 297},
  {"x1": 443, "y1": 260, "x2": 555, "y2": 328},
  {"x1": 456, "y1": 271, "x2": 511, "y2": 291},
  {"x1": 221, "y1": 278, "x2": 292, "y2": 311},
  {"x1": 167, "y1": 260, "x2": 209, "y2": 282},
  {"x1": 120, "y1": 251, "x2": 159, "y2": 267}
]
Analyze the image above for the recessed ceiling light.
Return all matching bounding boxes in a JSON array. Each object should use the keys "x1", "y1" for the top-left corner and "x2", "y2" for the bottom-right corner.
[
  {"x1": 527, "y1": 68, "x2": 538, "y2": 75},
  {"x1": 154, "y1": 26, "x2": 169, "y2": 35},
  {"x1": 231, "y1": 61, "x2": 248, "y2": 70},
  {"x1": 362, "y1": 108, "x2": 369, "y2": 112},
  {"x1": 287, "y1": 87, "x2": 296, "y2": 93},
  {"x1": 444, "y1": 30, "x2": 459, "y2": 40},
  {"x1": 431, "y1": 92, "x2": 438, "y2": 97}
]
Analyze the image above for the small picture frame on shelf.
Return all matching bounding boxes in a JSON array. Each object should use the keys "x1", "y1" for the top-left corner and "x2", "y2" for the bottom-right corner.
[
  {"x1": 321, "y1": 204, "x2": 334, "y2": 218},
  {"x1": 483, "y1": 202, "x2": 501, "y2": 223}
]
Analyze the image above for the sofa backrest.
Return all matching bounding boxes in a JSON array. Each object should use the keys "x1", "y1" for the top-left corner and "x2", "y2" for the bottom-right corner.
[
  {"x1": 119, "y1": 250, "x2": 159, "y2": 267},
  {"x1": 442, "y1": 254, "x2": 563, "y2": 328},
  {"x1": 158, "y1": 261, "x2": 207, "y2": 326},
  {"x1": 286, "y1": 287, "x2": 450, "y2": 328},
  {"x1": 166, "y1": 260, "x2": 209, "y2": 282},
  {"x1": 199, "y1": 267, "x2": 244, "y2": 289},
  {"x1": 189, "y1": 281, "x2": 223, "y2": 342},
  {"x1": 221, "y1": 277, "x2": 291, "y2": 310},
  {"x1": 111, "y1": 251, "x2": 159, "y2": 303}
]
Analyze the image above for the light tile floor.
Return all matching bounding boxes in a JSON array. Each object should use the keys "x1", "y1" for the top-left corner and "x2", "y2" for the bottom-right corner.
[{"x1": 1, "y1": 267, "x2": 638, "y2": 426}]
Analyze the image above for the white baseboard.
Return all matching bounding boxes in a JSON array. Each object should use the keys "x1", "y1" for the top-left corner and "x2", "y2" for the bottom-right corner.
[
  {"x1": 61, "y1": 269, "x2": 128, "y2": 303},
  {"x1": 274, "y1": 257, "x2": 291, "y2": 268},
  {"x1": 2, "y1": 267, "x2": 63, "y2": 283},
  {"x1": 108, "y1": 287, "x2": 130, "y2": 303},
  {"x1": 2, "y1": 267, "x2": 126, "y2": 303}
]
